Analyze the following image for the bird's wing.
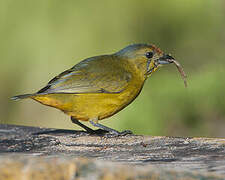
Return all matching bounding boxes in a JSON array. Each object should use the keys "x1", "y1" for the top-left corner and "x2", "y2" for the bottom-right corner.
[{"x1": 37, "y1": 57, "x2": 132, "y2": 94}]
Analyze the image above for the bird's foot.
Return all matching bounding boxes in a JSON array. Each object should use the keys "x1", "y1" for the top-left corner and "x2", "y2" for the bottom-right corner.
[
  {"x1": 118, "y1": 130, "x2": 133, "y2": 136},
  {"x1": 103, "y1": 130, "x2": 133, "y2": 137},
  {"x1": 89, "y1": 129, "x2": 133, "y2": 137},
  {"x1": 90, "y1": 129, "x2": 108, "y2": 135}
]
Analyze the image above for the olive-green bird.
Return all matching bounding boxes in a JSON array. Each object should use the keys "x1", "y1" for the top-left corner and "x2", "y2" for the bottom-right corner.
[{"x1": 12, "y1": 44, "x2": 187, "y2": 135}]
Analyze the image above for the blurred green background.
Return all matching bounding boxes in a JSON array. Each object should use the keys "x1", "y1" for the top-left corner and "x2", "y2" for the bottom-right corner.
[{"x1": 1, "y1": 0, "x2": 225, "y2": 137}]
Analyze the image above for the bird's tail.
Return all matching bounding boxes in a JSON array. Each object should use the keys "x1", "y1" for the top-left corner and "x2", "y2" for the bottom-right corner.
[{"x1": 11, "y1": 93, "x2": 35, "y2": 101}]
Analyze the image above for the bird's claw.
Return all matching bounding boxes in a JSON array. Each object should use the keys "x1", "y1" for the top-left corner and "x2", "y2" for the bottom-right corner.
[{"x1": 89, "y1": 129, "x2": 133, "y2": 137}]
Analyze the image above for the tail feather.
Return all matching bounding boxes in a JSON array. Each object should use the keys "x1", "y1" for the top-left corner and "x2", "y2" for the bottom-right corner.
[{"x1": 11, "y1": 93, "x2": 35, "y2": 101}]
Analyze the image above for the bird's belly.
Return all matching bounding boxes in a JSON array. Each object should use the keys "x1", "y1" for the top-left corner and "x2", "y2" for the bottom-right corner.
[{"x1": 32, "y1": 87, "x2": 141, "y2": 121}]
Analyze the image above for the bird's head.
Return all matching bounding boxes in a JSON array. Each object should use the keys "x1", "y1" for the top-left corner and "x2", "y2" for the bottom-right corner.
[
  {"x1": 115, "y1": 44, "x2": 187, "y2": 86},
  {"x1": 116, "y1": 44, "x2": 174, "y2": 77}
]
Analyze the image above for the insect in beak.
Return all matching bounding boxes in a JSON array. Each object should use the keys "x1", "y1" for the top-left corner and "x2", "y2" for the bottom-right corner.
[{"x1": 157, "y1": 54, "x2": 188, "y2": 87}]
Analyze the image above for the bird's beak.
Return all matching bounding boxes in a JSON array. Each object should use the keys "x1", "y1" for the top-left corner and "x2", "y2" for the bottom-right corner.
[
  {"x1": 157, "y1": 54, "x2": 175, "y2": 65},
  {"x1": 145, "y1": 54, "x2": 176, "y2": 76}
]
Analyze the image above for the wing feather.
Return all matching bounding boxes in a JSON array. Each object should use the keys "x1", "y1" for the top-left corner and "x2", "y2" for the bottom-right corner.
[{"x1": 37, "y1": 56, "x2": 132, "y2": 94}]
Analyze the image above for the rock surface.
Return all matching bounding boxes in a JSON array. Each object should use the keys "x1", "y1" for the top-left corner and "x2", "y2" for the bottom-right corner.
[{"x1": 0, "y1": 124, "x2": 224, "y2": 179}]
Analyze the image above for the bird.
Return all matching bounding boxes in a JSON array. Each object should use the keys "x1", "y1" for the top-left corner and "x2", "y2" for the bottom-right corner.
[{"x1": 12, "y1": 44, "x2": 187, "y2": 135}]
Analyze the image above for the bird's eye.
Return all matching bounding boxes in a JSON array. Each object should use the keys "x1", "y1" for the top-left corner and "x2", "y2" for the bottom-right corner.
[{"x1": 146, "y1": 52, "x2": 154, "y2": 59}]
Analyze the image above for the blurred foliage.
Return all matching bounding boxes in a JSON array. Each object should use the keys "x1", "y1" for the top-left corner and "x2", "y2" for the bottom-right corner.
[{"x1": 1, "y1": 0, "x2": 224, "y2": 137}]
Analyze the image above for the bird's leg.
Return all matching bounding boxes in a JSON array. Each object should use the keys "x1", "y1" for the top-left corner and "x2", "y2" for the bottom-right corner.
[
  {"x1": 71, "y1": 117, "x2": 95, "y2": 133},
  {"x1": 71, "y1": 117, "x2": 132, "y2": 136},
  {"x1": 89, "y1": 118, "x2": 132, "y2": 136}
]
